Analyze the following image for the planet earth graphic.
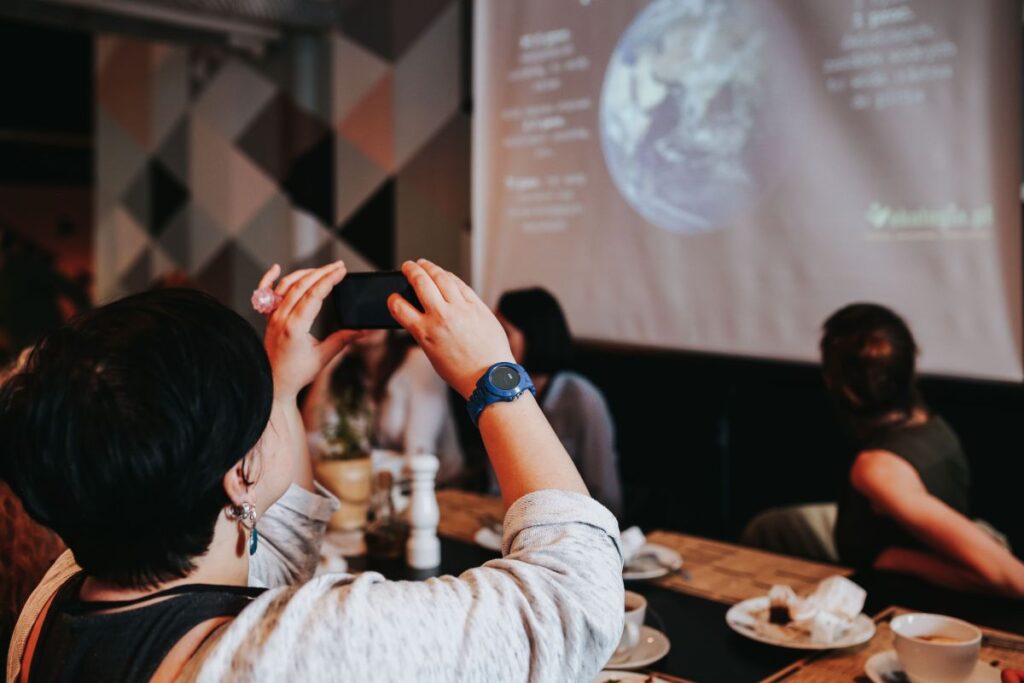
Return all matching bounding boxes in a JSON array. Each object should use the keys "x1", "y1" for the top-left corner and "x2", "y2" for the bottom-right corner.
[{"x1": 599, "y1": 0, "x2": 765, "y2": 234}]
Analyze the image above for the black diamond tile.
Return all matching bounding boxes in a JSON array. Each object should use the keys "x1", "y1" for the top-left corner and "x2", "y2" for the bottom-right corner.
[
  {"x1": 282, "y1": 134, "x2": 334, "y2": 227},
  {"x1": 237, "y1": 93, "x2": 331, "y2": 183},
  {"x1": 336, "y1": 179, "x2": 394, "y2": 270},
  {"x1": 149, "y1": 160, "x2": 189, "y2": 238}
]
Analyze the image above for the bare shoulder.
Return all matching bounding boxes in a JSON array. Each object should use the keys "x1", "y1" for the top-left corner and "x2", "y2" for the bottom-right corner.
[{"x1": 850, "y1": 449, "x2": 923, "y2": 497}]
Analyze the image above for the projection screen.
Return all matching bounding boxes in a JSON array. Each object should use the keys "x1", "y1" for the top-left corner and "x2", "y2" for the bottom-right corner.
[{"x1": 472, "y1": 0, "x2": 1023, "y2": 381}]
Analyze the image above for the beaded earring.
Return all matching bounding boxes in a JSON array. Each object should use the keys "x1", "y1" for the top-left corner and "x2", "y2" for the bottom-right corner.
[{"x1": 226, "y1": 502, "x2": 259, "y2": 555}]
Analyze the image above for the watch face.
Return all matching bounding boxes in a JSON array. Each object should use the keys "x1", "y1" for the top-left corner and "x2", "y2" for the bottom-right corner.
[{"x1": 489, "y1": 365, "x2": 521, "y2": 391}]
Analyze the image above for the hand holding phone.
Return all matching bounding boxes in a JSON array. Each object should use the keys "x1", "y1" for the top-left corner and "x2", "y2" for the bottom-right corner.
[{"x1": 386, "y1": 260, "x2": 515, "y2": 399}]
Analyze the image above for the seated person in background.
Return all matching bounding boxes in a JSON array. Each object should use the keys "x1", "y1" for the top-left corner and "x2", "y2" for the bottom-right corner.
[
  {"x1": 301, "y1": 329, "x2": 465, "y2": 485},
  {"x1": 494, "y1": 287, "x2": 624, "y2": 519},
  {"x1": 4, "y1": 260, "x2": 624, "y2": 682},
  {"x1": 743, "y1": 303, "x2": 1024, "y2": 597},
  {"x1": 0, "y1": 350, "x2": 65, "y2": 668}
]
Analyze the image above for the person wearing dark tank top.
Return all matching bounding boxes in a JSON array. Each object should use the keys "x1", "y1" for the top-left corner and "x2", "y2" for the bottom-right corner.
[
  {"x1": 834, "y1": 415, "x2": 970, "y2": 568},
  {"x1": 26, "y1": 574, "x2": 263, "y2": 682},
  {"x1": 743, "y1": 304, "x2": 1024, "y2": 597}
]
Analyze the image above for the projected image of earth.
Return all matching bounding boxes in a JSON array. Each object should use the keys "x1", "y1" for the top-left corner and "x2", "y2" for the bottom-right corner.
[{"x1": 600, "y1": 0, "x2": 764, "y2": 234}]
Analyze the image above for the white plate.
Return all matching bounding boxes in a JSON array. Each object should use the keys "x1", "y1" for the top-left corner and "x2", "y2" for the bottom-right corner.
[
  {"x1": 593, "y1": 671, "x2": 671, "y2": 682},
  {"x1": 623, "y1": 543, "x2": 684, "y2": 580},
  {"x1": 865, "y1": 650, "x2": 999, "y2": 683},
  {"x1": 725, "y1": 596, "x2": 876, "y2": 650},
  {"x1": 605, "y1": 626, "x2": 671, "y2": 669}
]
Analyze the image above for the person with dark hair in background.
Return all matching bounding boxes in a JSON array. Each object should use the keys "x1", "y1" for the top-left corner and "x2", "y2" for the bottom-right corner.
[
  {"x1": 0, "y1": 229, "x2": 90, "y2": 367},
  {"x1": 743, "y1": 303, "x2": 1024, "y2": 597},
  {"x1": 4, "y1": 260, "x2": 623, "y2": 682},
  {"x1": 495, "y1": 287, "x2": 623, "y2": 518}
]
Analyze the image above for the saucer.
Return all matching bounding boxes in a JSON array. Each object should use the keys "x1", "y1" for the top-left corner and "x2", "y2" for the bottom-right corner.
[
  {"x1": 623, "y1": 543, "x2": 684, "y2": 580},
  {"x1": 864, "y1": 650, "x2": 999, "y2": 683},
  {"x1": 605, "y1": 626, "x2": 671, "y2": 670}
]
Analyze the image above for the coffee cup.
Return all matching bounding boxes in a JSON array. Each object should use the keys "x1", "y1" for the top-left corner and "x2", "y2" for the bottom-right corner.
[
  {"x1": 616, "y1": 591, "x2": 647, "y2": 655},
  {"x1": 891, "y1": 613, "x2": 981, "y2": 683}
]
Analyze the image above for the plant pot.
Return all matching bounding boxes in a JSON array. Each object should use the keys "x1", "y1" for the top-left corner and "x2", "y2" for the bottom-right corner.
[{"x1": 315, "y1": 456, "x2": 373, "y2": 530}]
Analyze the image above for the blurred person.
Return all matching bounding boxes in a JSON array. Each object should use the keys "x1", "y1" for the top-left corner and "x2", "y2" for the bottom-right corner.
[
  {"x1": 742, "y1": 303, "x2": 1024, "y2": 598},
  {"x1": 4, "y1": 260, "x2": 623, "y2": 682},
  {"x1": 494, "y1": 288, "x2": 623, "y2": 518},
  {"x1": 0, "y1": 349, "x2": 64, "y2": 668},
  {"x1": 301, "y1": 329, "x2": 465, "y2": 485},
  {"x1": 0, "y1": 229, "x2": 89, "y2": 363}
]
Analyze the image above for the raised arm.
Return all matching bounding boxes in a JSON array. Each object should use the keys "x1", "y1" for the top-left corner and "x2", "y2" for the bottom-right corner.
[
  {"x1": 259, "y1": 262, "x2": 364, "y2": 492},
  {"x1": 852, "y1": 449, "x2": 1024, "y2": 597},
  {"x1": 299, "y1": 352, "x2": 344, "y2": 437},
  {"x1": 249, "y1": 263, "x2": 363, "y2": 586},
  {"x1": 387, "y1": 259, "x2": 589, "y2": 507}
]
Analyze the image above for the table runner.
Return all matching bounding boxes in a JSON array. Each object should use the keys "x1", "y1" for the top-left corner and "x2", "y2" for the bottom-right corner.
[
  {"x1": 645, "y1": 530, "x2": 852, "y2": 605},
  {"x1": 761, "y1": 606, "x2": 1024, "y2": 682},
  {"x1": 436, "y1": 490, "x2": 852, "y2": 605}
]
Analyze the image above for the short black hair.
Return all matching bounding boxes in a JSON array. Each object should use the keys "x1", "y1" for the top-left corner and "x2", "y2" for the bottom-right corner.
[
  {"x1": 497, "y1": 288, "x2": 572, "y2": 374},
  {"x1": 820, "y1": 303, "x2": 920, "y2": 421},
  {"x1": 0, "y1": 289, "x2": 273, "y2": 589}
]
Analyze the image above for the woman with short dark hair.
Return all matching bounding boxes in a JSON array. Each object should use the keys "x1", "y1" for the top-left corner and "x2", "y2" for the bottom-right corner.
[
  {"x1": 496, "y1": 287, "x2": 623, "y2": 518},
  {"x1": 4, "y1": 261, "x2": 624, "y2": 682}
]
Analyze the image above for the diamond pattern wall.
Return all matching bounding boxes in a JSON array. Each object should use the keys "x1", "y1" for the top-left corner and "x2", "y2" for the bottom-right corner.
[{"x1": 96, "y1": 0, "x2": 469, "y2": 314}]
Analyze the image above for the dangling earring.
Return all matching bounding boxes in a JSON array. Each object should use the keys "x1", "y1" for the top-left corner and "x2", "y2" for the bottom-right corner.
[{"x1": 226, "y1": 502, "x2": 259, "y2": 555}]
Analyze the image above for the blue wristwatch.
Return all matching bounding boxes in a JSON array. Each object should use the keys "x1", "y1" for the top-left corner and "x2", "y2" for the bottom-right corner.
[{"x1": 466, "y1": 362, "x2": 536, "y2": 426}]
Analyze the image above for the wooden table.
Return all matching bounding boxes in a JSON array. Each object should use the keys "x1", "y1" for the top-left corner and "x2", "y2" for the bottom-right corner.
[
  {"x1": 433, "y1": 490, "x2": 1024, "y2": 682},
  {"x1": 436, "y1": 490, "x2": 851, "y2": 605},
  {"x1": 762, "y1": 606, "x2": 1024, "y2": 682}
]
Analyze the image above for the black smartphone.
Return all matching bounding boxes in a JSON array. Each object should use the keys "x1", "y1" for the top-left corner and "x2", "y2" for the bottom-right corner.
[{"x1": 331, "y1": 271, "x2": 422, "y2": 329}]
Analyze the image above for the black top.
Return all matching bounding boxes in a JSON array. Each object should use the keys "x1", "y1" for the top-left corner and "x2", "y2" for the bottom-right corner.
[
  {"x1": 27, "y1": 573, "x2": 264, "y2": 683},
  {"x1": 834, "y1": 416, "x2": 971, "y2": 568}
]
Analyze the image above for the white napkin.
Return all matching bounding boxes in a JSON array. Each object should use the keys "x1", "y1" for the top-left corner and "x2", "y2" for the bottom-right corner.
[
  {"x1": 473, "y1": 526, "x2": 503, "y2": 552},
  {"x1": 620, "y1": 526, "x2": 647, "y2": 563},
  {"x1": 765, "y1": 575, "x2": 867, "y2": 644},
  {"x1": 315, "y1": 553, "x2": 349, "y2": 576}
]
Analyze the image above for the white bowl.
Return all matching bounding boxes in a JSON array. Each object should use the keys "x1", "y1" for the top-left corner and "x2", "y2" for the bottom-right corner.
[{"x1": 891, "y1": 613, "x2": 981, "y2": 683}]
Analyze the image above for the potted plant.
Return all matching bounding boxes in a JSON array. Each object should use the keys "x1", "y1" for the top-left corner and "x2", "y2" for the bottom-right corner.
[{"x1": 314, "y1": 387, "x2": 374, "y2": 531}]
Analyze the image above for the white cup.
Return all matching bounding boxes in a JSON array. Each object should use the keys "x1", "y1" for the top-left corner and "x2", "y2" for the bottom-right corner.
[
  {"x1": 616, "y1": 591, "x2": 647, "y2": 655},
  {"x1": 891, "y1": 613, "x2": 982, "y2": 683}
]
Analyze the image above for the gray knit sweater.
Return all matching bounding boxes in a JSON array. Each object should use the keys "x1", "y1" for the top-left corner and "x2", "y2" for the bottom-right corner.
[{"x1": 7, "y1": 485, "x2": 624, "y2": 682}]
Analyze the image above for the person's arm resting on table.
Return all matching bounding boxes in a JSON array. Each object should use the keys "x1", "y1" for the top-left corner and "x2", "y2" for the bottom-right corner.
[{"x1": 852, "y1": 450, "x2": 1024, "y2": 598}]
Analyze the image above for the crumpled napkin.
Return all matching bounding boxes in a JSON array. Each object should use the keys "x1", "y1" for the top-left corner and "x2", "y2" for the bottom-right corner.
[
  {"x1": 620, "y1": 526, "x2": 647, "y2": 563},
  {"x1": 316, "y1": 554, "x2": 350, "y2": 576},
  {"x1": 759, "y1": 575, "x2": 867, "y2": 644},
  {"x1": 474, "y1": 526, "x2": 502, "y2": 552}
]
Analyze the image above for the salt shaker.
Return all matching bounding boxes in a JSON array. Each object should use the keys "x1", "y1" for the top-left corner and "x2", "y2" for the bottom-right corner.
[{"x1": 404, "y1": 453, "x2": 440, "y2": 569}]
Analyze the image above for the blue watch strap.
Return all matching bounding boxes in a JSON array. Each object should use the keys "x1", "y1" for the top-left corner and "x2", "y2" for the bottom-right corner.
[{"x1": 467, "y1": 362, "x2": 536, "y2": 426}]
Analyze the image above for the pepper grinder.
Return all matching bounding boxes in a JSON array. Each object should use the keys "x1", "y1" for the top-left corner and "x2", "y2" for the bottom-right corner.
[{"x1": 404, "y1": 453, "x2": 440, "y2": 569}]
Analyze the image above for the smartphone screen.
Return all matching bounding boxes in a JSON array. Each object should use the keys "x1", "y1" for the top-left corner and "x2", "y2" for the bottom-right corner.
[{"x1": 331, "y1": 271, "x2": 422, "y2": 329}]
